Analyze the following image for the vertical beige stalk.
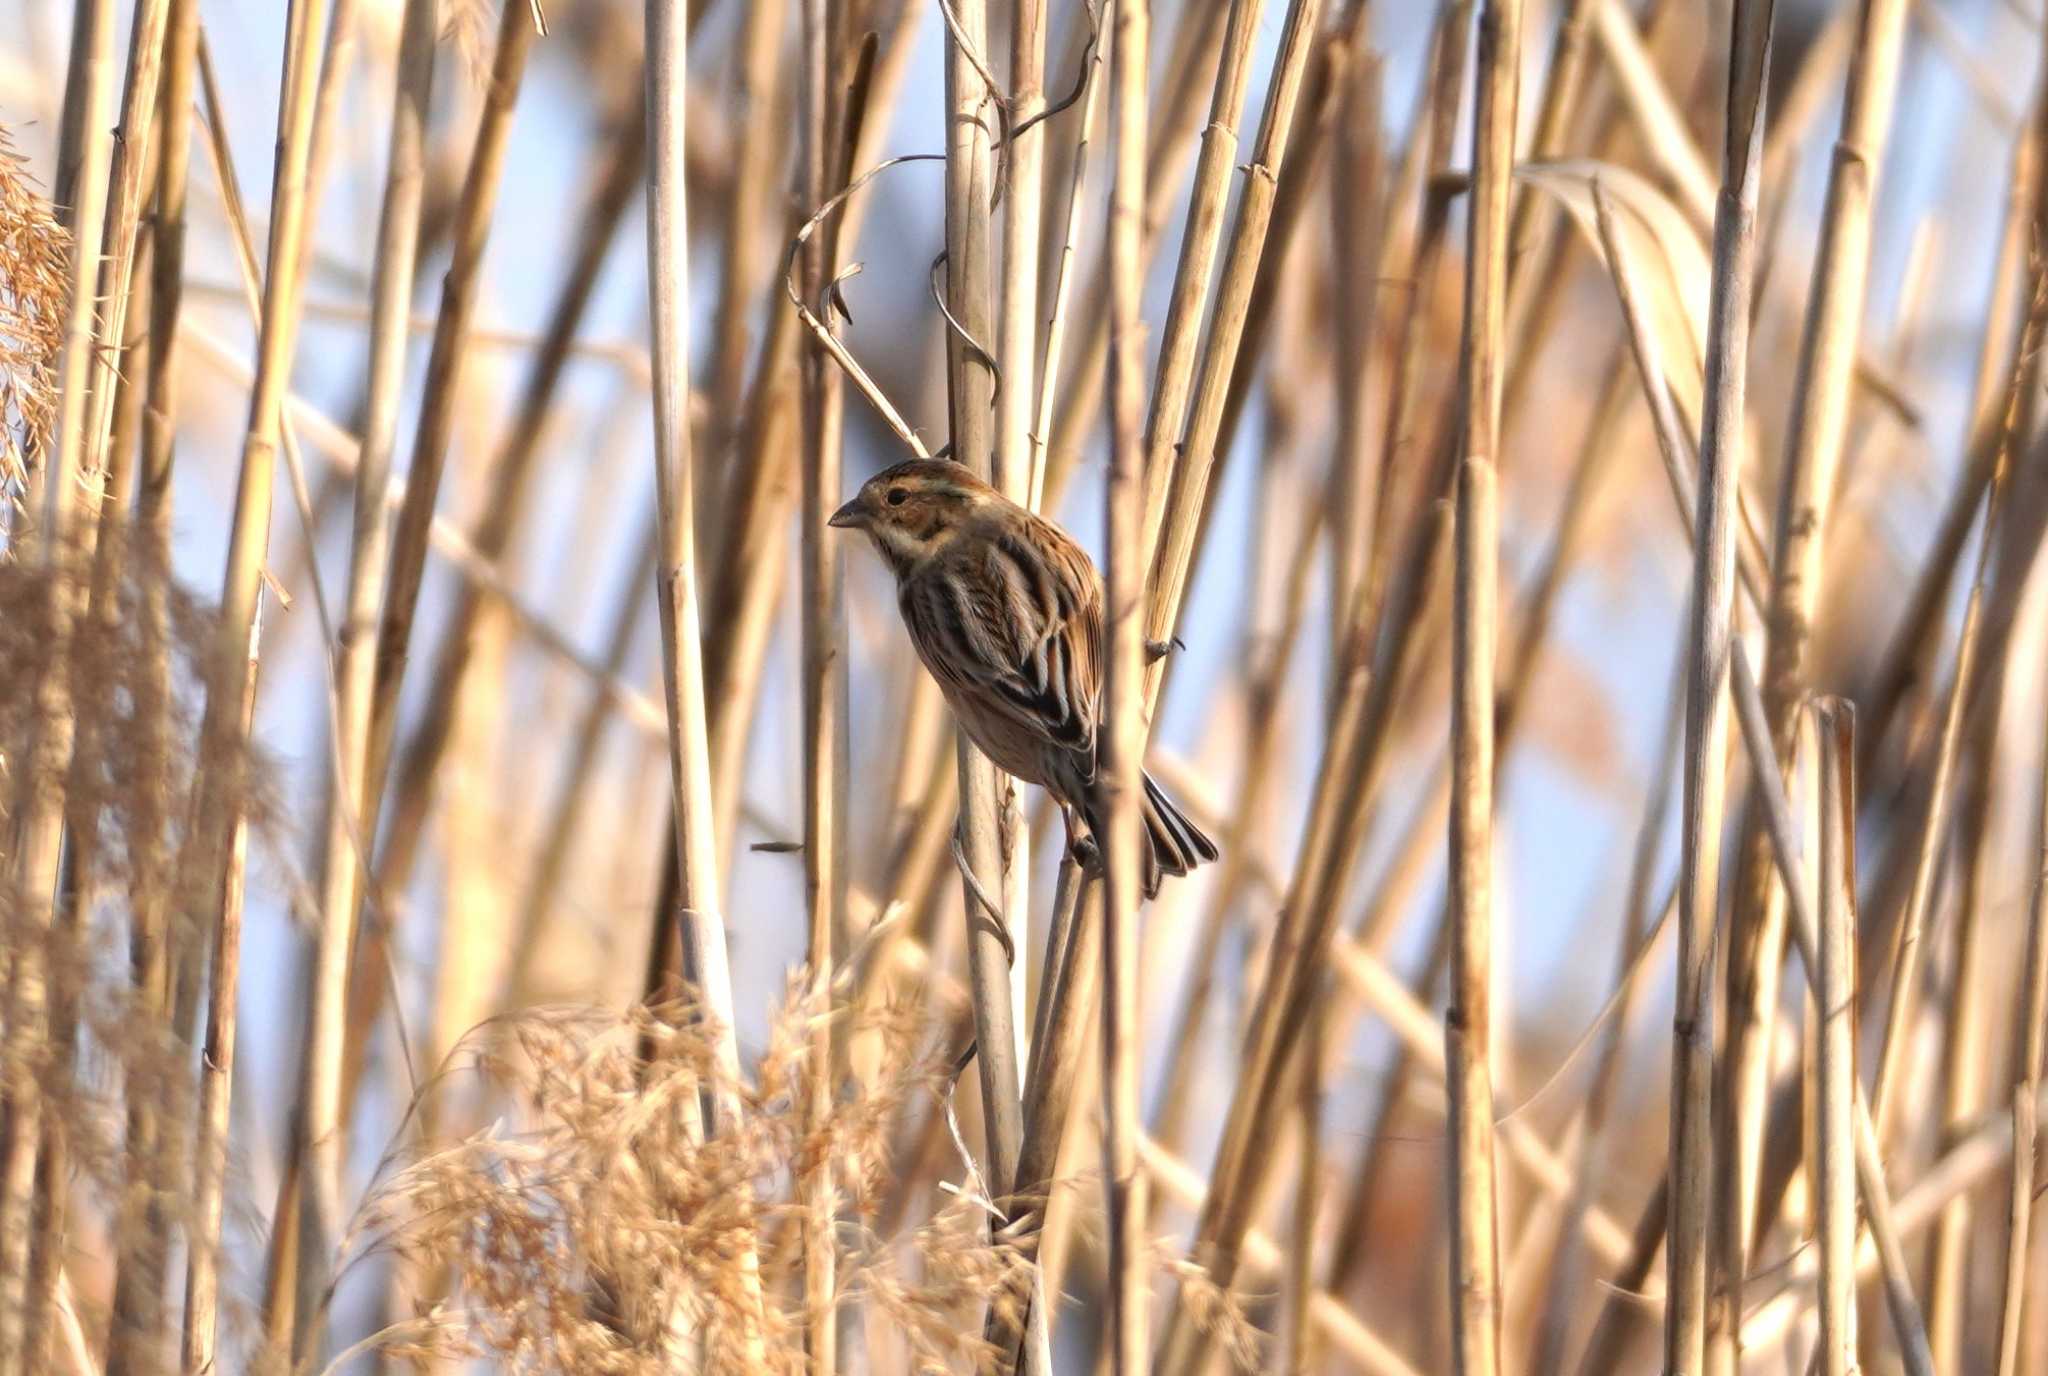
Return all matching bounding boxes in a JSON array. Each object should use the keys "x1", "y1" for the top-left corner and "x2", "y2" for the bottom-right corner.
[
  {"x1": 1812, "y1": 700, "x2": 1858, "y2": 1376},
  {"x1": 644, "y1": 0, "x2": 769, "y2": 1355},
  {"x1": 1667, "y1": 3, "x2": 1771, "y2": 1371},
  {"x1": 79, "y1": 0, "x2": 171, "y2": 480},
  {"x1": 0, "y1": 0, "x2": 113, "y2": 1364},
  {"x1": 307, "y1": 0, "x2": 434, "y2": 1205},
  {"x1": 1870, "y1": 265, "x2": 2043, "y2": 1141},
  {"x1": 1102, "y1": 0, "x2": 1151, "y2": 1368},
  {"x1": 1927, "y1": 683, "x2": 1998, "y2": 1369},
  {"x1": 1142, "y1": 0, "x2": 1322, "y2": 703},
  {"x1": 362, "y1": 99, "x2": 645, "y2": 909},
  {"x1": 1136, "y1": 0, "x2": 1264, "y2": 563},
  {"x1": 181, "y1": 609, "x2": 262, "y2": 1375},
  {"x1": 1718, "y1": 4, "x2": 1906, "y2": 1357},
  {"x1": 1445, "y1": 1, "x2": 1519, "y2": 1372},
  {"x1": 1028, "y1": 2, "x2": 1105, "y2": 511},
  {"x1": 997, "y1": 0, "x2": 1046, "y2": 1078},
  {"x1": 129, "y1": 0, "x2": 198, "y2": 1360},
  {"x1": 1684, "y1": 7, "x2": 1772, "y2": 1372},
  {"x1": 278, "y1": 0, "x2": 484, "y2": 1354},
  {"x1": 797, "y1": 0, "x2": 844, "y2": 1367},
  {"x1": 2001, "y1": 727, "x2": 2048, "y2": 1373},
  {"x1": 942, "y1": 0, "x2": 1024, "y2": 1223}
]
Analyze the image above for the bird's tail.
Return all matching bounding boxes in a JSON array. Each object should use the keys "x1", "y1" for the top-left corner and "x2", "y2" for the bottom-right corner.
[
  {"x1": 1139, "y1": 771, "x2": 1218, "y2": 897},
  {"x1": 1089, "y1": 769, "x2": 1212, "y2": 896}
]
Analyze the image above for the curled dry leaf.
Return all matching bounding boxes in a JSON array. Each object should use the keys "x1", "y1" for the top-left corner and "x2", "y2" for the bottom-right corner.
[{"x1": 1517, "y1": 159, "x2": 1710, "y2": 432}]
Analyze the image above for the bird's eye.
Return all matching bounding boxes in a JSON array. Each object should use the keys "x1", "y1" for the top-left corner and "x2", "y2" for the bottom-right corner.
[{"x1": 886, "y1": 487, "x2": 909, "y2": 507}]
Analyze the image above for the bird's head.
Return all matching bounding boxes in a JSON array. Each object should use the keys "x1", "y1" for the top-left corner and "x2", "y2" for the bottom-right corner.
[{"x1": 829, "y1": 458, "x2": 995, "y2": 571}]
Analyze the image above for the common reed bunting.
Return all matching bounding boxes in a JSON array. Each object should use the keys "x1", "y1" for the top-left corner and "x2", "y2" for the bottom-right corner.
[{"x1": 831, "y1": 458, "x2": 1217, "y2": 898}]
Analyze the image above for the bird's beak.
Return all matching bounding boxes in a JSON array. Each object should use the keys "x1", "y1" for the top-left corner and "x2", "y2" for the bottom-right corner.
[{"x1": 827, "y1": 496, "x2": 866, "y2": 530}]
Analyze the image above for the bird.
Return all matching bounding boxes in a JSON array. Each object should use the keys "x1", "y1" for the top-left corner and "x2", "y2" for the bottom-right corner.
[{"x1": 829, "y1": 457, "x2": 1217, "y2": 899}]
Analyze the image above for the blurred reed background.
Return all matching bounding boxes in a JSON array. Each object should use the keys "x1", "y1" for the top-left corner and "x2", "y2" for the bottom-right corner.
[{"x1": 2, "y1": 0, "x2": 2048, "y2": 1371}]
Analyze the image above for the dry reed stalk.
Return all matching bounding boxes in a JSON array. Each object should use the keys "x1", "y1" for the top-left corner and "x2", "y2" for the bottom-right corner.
[
  {"x1": 306, "y1": 0, "x2": 434, "y2": 1175},
  {"x1": 797, "y1": 0, "x2": 848, "y2": 1366},
  {"x1": 1101, "y1": 0, "x2": 1151, "y2": 1366},
  {"x1": 270, "y1": 0, "x2": 514, "y2": 1352},
  {"x1": 1133, "y1": 0, "x2": 1264, "y2": 559},
  {"x1": 1027, "y1": 0, "x2": 1105, "y2": 511},
  {"x1": 1141, "y1": 0, "x2": 1320, "y2": 704},
  {"x1": 706, "y1": 0, "x2": 791, "y2": 452},
  {"x1": 0, "y1": 0, "x2": 113, "y2": 1361},
  {"x1": 1356, "y1": 0, "x2": 1472, "y2": 647},
  {"x1": 996, "y1": 0, "x2": 1047, "y2": 1070},
  {"x1": 1284, "y1": 995, "x2": 1324, "y2": 1376},
  {"x1": 1316, "y1": 357, "x2": 1640, "y2": 1295},
  {"x1": 644, "y1": 0, "x2": 770, "y2": 1356},
  {"x1": 1443, "y1": 0, "x2": 1519, "y2": 1370},
  {"x1": 124, "y1": 0, "x2": 198, "y2": 1359},
  {"x1": 89, "y1": 171, "x2": 163, "y2": 1376},
  {"x1": 940, "y1": 0, "x2": 1025, "y2": 1245},
  {"x1": 1811, "y1": 700, "x2": 1858, "y2": 1376},
  {"x1": 1999, "y1": 439, "x2": 2048, "y2": 1367},
  {"x1": 364, "y1": 95, "x2": 644, "y2": 896},
  {"x1": 1927, "y1": 690, "x2": 1998, "y2": 1370},
  {"x1": 176, "y1": 318, "x2": 667, "y2": 737},
  {"x1": 1663, "y1": 9, "x2": 1772, "y2": 1372},
  {"x1": 1669, "y1": 7, "x2": 1768, "y2": 1372},
  {"x1": 1858, "y1": 125, "x2": 2032, "y2": 768},
  {"x1": 1138, "y1": 1133, "x2": 1423, "y2": 1376},
  {"x1": 1726, "y1": 644, "x2": 1934, "y2": 1373},
  {"x1": 1040, "y1": 0, "x2": 1228, "y2": 506},
  {"x1": 1590, "y1": 0, "x2": 1716, "y2": 226},
  {"x1": 1718, "y1": 5, "x2": 1908, "y2": 1349},
  {"x1": 1325, "y1": 37, "x2": 1383, "y2": 640},
  {"x1": 1869, "y1": 269, "x2": 2044, "y2": 1143},
  {"x1": 1532, "y1": 650, "x2": 1689, "y2": 1376},
  {"x1": 181, "y1": 606, "x2": 262, "y2": 1374},
  {"x1": 1324, "y1": 930, "x2": 1635, "y2": 1268},
  {"x1": 713, "y1": 3, "x2": 922, "y2": 875},
  {"x1": 48, "y1": 0, "x2": 107, "y2": 222},
  {"x1": 1134, "y1": 33, "x2": 1345, "y2": 1153},
  {"x1": 1731, "y1": 1084, "x2": 2045, "y2": 1355},
  {"x1": 1150, "y1": 484, "x2": 1320, "y2": 1154},
  {"x1": 78, "y1": 0, "x2": 171, "y2": 485}
]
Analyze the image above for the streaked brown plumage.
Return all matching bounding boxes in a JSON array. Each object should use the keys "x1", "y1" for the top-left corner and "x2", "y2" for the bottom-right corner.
[{"x1": 830, "y1": 458, "x2": 1217, "y2": 898}]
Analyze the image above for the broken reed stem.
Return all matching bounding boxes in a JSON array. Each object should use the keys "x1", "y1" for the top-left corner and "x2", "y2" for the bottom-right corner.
[
  {"x1": 1727, "y1": 645, "x2": 1935, "y2": 1373},
  {"x1": 1102, "y1": 0, "x2": 1150, "y2": 1368},
  {"x1": 1668, "y1": 3, "x2": 1769, "y2": 1370},
  {"x1": 1811, "y1": 699, "x2": 1858, "y2": 1376},
  {"x1": 941, "y1": 0, "x2": 1025, "y2": 1233},
  {"x1": 645, "y1": 0, "x2": 769, "y2": 1353},
  {"x1": 798, "y1": 0, "x2": 846, "y2": 1367},
  {"x1": 0, "y1": 0, "x2": 114, "y2": 1363},
  {"x1": 1444, "y1": 0, "x2": 1519, "y2": 1371}
]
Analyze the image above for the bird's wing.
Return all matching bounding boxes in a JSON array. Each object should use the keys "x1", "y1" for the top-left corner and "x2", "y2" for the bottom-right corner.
[{"x1": 901, "y1": 518, "x2": 1101, "y2": 767}]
